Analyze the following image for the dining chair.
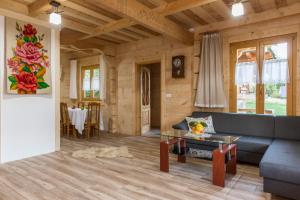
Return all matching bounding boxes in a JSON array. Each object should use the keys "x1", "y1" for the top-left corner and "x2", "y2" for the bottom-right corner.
[
  {"x1": 85, "y1": 102, "x2": 101, "y2": 138},
  {"x1": 78, "y1": 101, "x2": 85, "y2": 109},
  {"x1": 60, "y1": 102, "x2": 75, "y2": 137}
]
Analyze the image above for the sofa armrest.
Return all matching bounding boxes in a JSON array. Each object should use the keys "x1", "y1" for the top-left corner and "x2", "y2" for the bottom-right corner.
[{"x1": 172, "y1": 119, "x2": 189, "y2": 130}]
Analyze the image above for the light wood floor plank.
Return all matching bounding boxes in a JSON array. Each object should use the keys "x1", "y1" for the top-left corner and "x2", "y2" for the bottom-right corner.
[{"x1": 0, "y1": 135, "x2": 287, "y2": 200}]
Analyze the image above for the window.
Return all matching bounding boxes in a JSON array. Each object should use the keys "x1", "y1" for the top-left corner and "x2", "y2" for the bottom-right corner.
[
  {"x1": 263, "y1": 43, "x2": 289, "y2": 115},
  {"x1": 230, "y1": 35, "x2": 295, "y2": 116},
  {"x1": 81, "y1": 65, "x2": 100, "y2": 100},
  {"x1": 235, "y1": 47, "x2": 258, "y2": 114}
]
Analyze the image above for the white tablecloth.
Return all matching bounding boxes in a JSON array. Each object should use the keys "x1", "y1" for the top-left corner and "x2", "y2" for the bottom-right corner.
[{"x1": 68, "y1": 108, "x2": 88, "y2": 134}]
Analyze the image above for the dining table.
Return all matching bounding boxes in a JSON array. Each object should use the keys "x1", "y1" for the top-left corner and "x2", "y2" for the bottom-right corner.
[{"x1": 68, "y1": 107, "x2": 88, "y2": 134}]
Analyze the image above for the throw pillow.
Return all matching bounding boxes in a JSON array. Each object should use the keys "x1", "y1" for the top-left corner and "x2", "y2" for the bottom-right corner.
[{"x1": 185, "y1": 116, "x2": 216, "y2": 134}]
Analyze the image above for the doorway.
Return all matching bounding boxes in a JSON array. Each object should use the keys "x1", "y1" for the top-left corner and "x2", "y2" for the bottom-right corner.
[{"x1": 139, "y1": 63, "x2": 161, "y2": 137}]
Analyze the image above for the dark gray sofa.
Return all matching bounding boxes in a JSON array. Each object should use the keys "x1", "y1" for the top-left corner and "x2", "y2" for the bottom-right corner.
[
  {"x1": 173, "y1": 112, "x2": 300, "y2": 200},
  {"x1": 173, "y1": 112, "x2": 275, "y2": 164},
  {"x1": 260, "y1": 116, "x2": 300, "y2": 200}
]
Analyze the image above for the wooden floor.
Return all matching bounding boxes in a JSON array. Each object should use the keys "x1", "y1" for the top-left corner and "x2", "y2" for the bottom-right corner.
[{"x1": 0, "y1": 135, "x2": 287, "y2": 200}]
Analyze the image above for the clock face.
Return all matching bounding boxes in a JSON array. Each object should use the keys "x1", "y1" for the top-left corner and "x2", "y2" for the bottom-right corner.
[
  {"x1": 173, "y1": 58, "x2": 182, "y2": 68},
  {"x1": 172, "y1": 56, "x2": 184, "y2": 78}
]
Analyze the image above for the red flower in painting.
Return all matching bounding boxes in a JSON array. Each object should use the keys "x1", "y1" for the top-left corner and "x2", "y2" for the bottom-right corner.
[
  {"x1": 15, "y1": 71, "x2": 37, "y2": 92},
  {"x1": 23, "y1": 24, "x2": 37, "y2": 37},
  {"x1": 7, "y1": 58, "x2": 20, "y2": 73}
]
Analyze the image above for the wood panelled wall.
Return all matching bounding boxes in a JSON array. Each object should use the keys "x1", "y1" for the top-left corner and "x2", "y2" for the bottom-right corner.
[
  {"x1": 60, "y1": 15, "x2": 300, "y2": 135},
  {"x1": 60, "y1": 52, "x2": 118, "y2": 133},
  {"x1": 112, "y1": 14, "x2": 300, "y2": 136},
  {"x1": 115, "y1": 36, "x2": 194, "y2": 135},
  {"x1": 60, "y1": 53, "x2": 75, "y2": 105},
  {"x1": 193, "y1": 15, "x2": 300, "y2": 115}
]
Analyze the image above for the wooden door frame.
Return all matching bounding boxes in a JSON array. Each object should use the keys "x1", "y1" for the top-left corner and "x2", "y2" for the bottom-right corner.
[
  {"x1": 135, "y1": 56, "x2": 165, "y2": 136},
  {"x1": 229, "y1": 34, "x2": 296, "y2": 115},
  {"x1": 230, "y1": 40, "x2": 259, "y2": 113}
]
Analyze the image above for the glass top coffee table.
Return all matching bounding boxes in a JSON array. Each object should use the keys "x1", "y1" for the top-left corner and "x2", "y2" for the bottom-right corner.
[{"x1": 160, "y1": 129, "x2": 240, "y2": 187}]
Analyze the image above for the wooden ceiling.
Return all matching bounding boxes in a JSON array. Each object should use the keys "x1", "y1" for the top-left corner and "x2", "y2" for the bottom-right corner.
[{"x1": 4, "y1": 0, "x2": 300, "y2": 49}]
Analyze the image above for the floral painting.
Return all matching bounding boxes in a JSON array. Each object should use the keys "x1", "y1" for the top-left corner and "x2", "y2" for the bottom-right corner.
[{"x1": 6, "y1": 18, "x2": 51, "y2": 94}]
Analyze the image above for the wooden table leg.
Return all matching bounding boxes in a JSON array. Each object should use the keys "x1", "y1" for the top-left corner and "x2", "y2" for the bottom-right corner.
[
  {"x1": 213, "y1": 144, "x2": 237, "y2": 187},
  {"x1": 212, "y1": 149, "x2": 225, "y2": 187},
  {"x1": 177, "y1": 139, "x2": 186, "y2": 163},
  {"x1": 226, "y1": 145, "x2": 237, "y2": 174},
  {"x1": 160, "y1": 141, "x2": 169, "y2": 172}
]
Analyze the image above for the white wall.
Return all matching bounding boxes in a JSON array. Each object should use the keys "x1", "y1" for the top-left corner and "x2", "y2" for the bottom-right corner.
[{"x1": 0, "y1": 16, "x2": 60, "y2": 163}]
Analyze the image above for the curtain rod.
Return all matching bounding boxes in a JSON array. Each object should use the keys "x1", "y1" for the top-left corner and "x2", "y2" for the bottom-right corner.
[{"x1": 200, "y1": 31, "x2": 219, "y2": 35}]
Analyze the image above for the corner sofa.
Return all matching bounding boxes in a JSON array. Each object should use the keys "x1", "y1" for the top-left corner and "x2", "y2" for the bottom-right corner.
[{"x1": 173, "y1": 112, "x2": 300, "y2": 200}]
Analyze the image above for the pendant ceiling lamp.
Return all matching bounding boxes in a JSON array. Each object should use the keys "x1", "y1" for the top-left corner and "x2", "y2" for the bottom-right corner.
[
  {"x1": 232, "y1": 1, "x2": 245, "y2": 17},
  {"x1": 49, "y1": 1, "x2": 62, "y2": 25}
]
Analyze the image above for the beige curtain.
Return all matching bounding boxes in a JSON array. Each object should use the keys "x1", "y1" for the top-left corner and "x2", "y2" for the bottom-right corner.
[
  {"x1": 99, "y1": 54, "x2": 111, "y2": 131},
  {"x1": 69, "y1": 60, "x2": 77, "y2": 99},
  {"x1": 195, "y1": 33, "x2": 226, "y2": 108},
  {"x1": 99, "y1": 54, "x2": 107, "y2": 101}
]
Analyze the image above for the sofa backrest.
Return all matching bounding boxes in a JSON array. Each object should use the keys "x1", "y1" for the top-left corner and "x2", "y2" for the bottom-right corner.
[
  {"x1": 192, "y1": 112, "x2": 275, "y2": 138},
  {"x1": 275, "y1": 116, "x2": 300, "y2": 140}
]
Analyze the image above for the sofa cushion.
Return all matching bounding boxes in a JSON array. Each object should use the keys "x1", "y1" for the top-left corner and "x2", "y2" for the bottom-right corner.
[
  {"x1": 275, "y1": 116, "x2": 300, "y2": 140},
  {"x1": 235, "y1": 136, "x2": 273, "y2": 154},
  {"x1": 192, "y1": 112, "x2": 275, "y2": 138},
  {"x1": 186, "y1": 116, "x2": 216, "y2": 133},
  {"x1": 263, "y1": 178, "x2": 300, "y2": 200},
  {"x1": 172, "y1": 119, "x2": 189, "y2": 130},
  {"x1": 260, "y1": 139, "x2": 300, "y2": 185},
  {"x1": 238, "y1": 151, "x2": 263, "y2": 165},
  {"x1": 185, "y1": 132, "x2": 272, "y2": 154}
]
